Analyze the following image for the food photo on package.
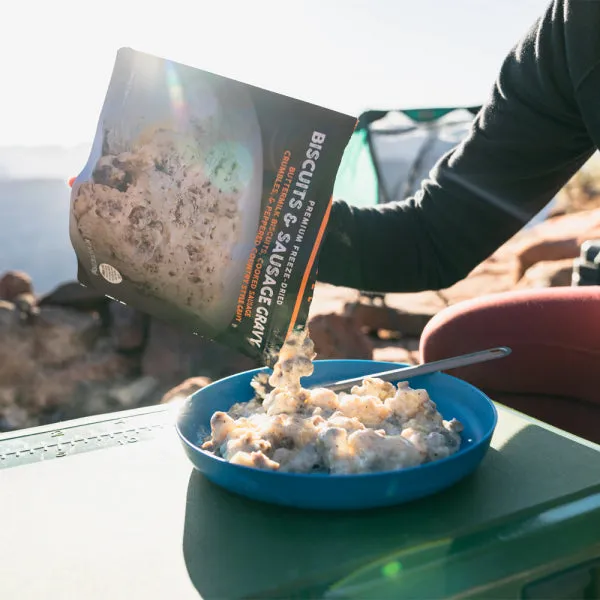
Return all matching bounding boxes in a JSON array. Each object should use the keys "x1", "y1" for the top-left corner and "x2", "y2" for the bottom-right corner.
[{"x1": 69, "y1": 48, "x2": 356, "y2": 364}]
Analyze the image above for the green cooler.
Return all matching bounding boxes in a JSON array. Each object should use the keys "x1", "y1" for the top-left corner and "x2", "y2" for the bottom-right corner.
[{"x1": 0, "y1": 401, "x2": 598, "y2": 599}]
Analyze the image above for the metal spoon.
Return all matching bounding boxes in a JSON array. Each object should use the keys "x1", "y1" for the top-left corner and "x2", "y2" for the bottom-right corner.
[{"x1": 312, "y1": 346, "x2": 511, "y2": 393}]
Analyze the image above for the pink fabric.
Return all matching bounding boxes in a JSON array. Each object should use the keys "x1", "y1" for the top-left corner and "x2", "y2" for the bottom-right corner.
[{"x1": 420, "y1": 286, "x2": 600, "y2": 443}]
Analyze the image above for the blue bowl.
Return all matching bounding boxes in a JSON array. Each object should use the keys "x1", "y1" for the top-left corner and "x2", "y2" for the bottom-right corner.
[{"x1": 175, "y1": 360, "x2": 497, "y2": 510}]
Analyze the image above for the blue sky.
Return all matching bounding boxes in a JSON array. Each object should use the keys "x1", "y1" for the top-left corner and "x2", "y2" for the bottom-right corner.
[{"x1": 2, "y1": 0, "x2": 550, "y2": 147}]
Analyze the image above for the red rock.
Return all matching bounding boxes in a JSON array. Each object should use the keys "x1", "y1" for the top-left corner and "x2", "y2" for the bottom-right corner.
[
  {"x1": 38, "y1": 281, "x2": 108, "y2": 312},
  {"x1": 0, "y1": 339, "x2": 36, "y2": 387},
  {"x1": 513, "y1": 209, "x2": 600, "y2": 279},
  {"x1": 160, "y1": 376, "x2": 212, "y2": 404},
  {"x1": 515, "y1": 259, "x2": 574, "y2": 289},
  {"x1": 0, "y1": 271, "x2": 33, "y2": 302},
  {"x1": 513, "y1": 238, "x2": 579, "y2": 281},
  {"x1": 0, "y1": 300, "x2": 17, "y2": 327},
  {"x1": 372, "y1": 344, "x2": 420, "y2": 365},
  {"x1": 0, "y1": 404, "x2": 31, "y2": 431},
  {"x1": 13, "y1": 293, "x2": 39, "y2": 321},
  {"x1": 527, "y1": 208, "x2": 600, "y2": 240},
  {"x1": 109, "y1": 302, "x2": 147, "y2": 352},
  {"x1": 33, "y1": 306, "x2": 102, "y2": 367},
  {"x1": 376, "y1": 329, "x2": 403, "y2": 341},
  {"x1": 384, "y1": 291, "x2": 447, "y2": 316},
  {"x1": 0, "y1": 302, "x2": 37, "y2": 386},
  {"x1": 142, "y1": 318, "x2": 257, "y2": 384},
  {"x1": 308, "y1": 284, "x2": 359, "y2": 317},
  {"x1": 0, "y1": 386, "x2": 26, "y2": 431},
  {"x1": 109, "y1": 376, "x2": 159, "y2": 408},
  {"x1": 308, "y1": 313, "x2": 373, "y2": 360},
  {"x1": 22, "y1": 350, "x2": 137, "y2": 410},
  {"x1": 345, "y1": 301, "x2": 433, "y2": 337},
  {"x1": 0, "y1": 386, "x2": 17, "y2": 409},
  {"x1": 441, "y1": 265, "x2": 516, "y2": 306}
]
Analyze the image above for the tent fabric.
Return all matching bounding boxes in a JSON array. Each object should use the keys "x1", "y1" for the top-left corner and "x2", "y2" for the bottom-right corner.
[
  {"x1": 331, "y1": 105, "x2": 557, "y2": 302},
  {"x1": 356, "y1": 106, "x2": 481, "y2": 130},
  {"x1": 333, "y1": 107, "x2": 482, "y2": 207}
]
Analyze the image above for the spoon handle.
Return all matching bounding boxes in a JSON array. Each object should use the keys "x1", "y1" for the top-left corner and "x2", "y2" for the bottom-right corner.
[{"x1": 317, "y1": 346, "x2": 511, "y2": 393}]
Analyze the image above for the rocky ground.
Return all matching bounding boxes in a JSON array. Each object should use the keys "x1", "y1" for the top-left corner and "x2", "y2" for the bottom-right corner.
[
  {"x1": 1, "y1": 163, "x2": 600, "y2": 432},
  {"x1": 0, "y1": 273, "x2": 258, "y2": 430}
]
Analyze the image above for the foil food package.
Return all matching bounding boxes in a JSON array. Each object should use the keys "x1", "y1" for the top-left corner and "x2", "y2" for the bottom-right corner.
[{"x1": 69, "y1": 48, "x2": 356, "y2": 364}]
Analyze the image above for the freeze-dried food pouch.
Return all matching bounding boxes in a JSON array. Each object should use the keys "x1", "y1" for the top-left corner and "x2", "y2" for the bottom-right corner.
[{"x1": 69, "y1": 48, "x2": 355, "y2": 364}]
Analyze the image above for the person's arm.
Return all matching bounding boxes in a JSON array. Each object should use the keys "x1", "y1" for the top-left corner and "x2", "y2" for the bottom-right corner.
[{"x1": 318, "y1": 0, "x2": 595, "y2": 293}]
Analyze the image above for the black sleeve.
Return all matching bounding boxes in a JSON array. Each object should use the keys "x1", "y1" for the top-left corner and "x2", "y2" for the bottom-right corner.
[{"x1": 317, "y1": 0, "x2": 595, "y2": 293}]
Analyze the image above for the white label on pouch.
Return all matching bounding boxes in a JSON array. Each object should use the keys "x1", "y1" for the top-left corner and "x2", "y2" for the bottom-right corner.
[{"x1": 99, "y1": 263, "x2": 123, "y2": 284}]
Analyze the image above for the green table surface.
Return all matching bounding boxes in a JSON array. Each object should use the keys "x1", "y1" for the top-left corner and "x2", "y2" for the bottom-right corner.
[{"x1": 0, "y1": 403, "x2": 598, "y2": 600}]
